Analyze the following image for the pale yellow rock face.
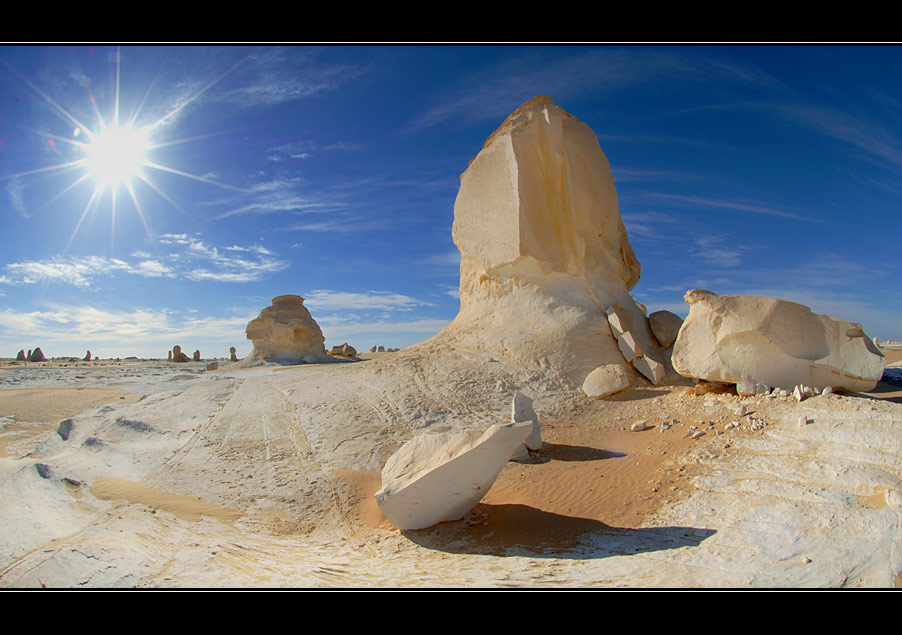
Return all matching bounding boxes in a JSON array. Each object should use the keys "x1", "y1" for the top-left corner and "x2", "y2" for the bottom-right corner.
[
  {"x1": 245, "y1": 295, "x2": 328, "y2": 363},
  {"x1": 672, "y1": 289, "x2": 886, "y2": 392},
  {"x1": 435, "y1": 96, "x2": 653, "y2": 385}
]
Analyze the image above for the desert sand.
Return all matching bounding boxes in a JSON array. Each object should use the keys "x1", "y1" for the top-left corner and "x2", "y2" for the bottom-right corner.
[
  {"x1": 1, "y1": 97, "x2": 900, "y2": 588},
  {"x1": 0, "y1": 351, "x2": 900, "y2": 588}
]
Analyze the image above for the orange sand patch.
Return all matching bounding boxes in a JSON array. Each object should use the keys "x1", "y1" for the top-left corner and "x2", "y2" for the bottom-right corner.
[
  {"x1": 91, "y1": 477, "x2": 242, "y2": 523},
  {"x1": 338, "y1": 387, "x2": 720, "y2": 552},
  {"x1": 333, "y1": 468, "x2": 388, "y2": 530},
  {"x1": 0, "y1": 387, "x2": 139, "y2": 424},
  {"x1": 881, "y1": 348, "x2": 902, "y2": 365}
]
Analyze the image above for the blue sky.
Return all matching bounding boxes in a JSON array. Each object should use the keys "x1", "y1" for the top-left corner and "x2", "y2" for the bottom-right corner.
[{"x1": 1, "y1": 45, "x2": 900, "y2": 358}]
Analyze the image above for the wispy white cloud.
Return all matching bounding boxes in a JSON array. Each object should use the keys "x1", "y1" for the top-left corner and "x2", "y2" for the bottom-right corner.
[
  {"x1": 7, "y1": 177, "x2": 30, "y2": 219},
  {"x1": 305, "y1": 290, "x2": 432, "y2": 312},
  {"x1": 161, "y1": 234, "x2": 289, "y2": 282},
  {"x1": 216, "y1": 47, "x2": 371, "y2": 108},
  {"x1": 410, "y1": 48, "x2": 786, "y2": 132},
  {"x1": 647, "y1": 192, "x2": 815, "y2": 222},
  {"x1": 1, "y1": 234, "x2": 287, "y2": 288},
  {"x1": 2, "y1": 256, "x2": 172, "y2": 287},
  {"x1": 0, "y1": 304, "x2": 254, "y2": 357}
]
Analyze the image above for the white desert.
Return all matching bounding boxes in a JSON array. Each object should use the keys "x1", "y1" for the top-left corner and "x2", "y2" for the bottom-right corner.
[{"x1": 2, "y1": 96, "x2": 901, "y2": 588}]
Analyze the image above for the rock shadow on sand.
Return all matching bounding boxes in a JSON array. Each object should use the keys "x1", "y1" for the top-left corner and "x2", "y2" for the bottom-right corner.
[
  {"x1": 541, "y1": 443, "x2": 625, "y2": 462},
  {"x1": 404, "y1": 503, "x2": 715, "y2": 559}
]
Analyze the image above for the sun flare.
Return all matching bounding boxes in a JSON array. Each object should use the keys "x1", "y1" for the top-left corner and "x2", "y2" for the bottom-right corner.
[{"x1": 83, "y1": 124, "x2": 150, "y2": 186}]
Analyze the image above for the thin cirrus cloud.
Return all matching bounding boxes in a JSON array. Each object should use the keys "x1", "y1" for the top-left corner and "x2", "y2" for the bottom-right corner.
[
  {"x1": 0, "y1": 234, "x2": 287, "y2": 288},
  {"x1": 0, "y1": 304, "x2": 253, "y2": 355},
  {"x1": 1, "y1": 256, "x2": 173, "y2": 288},
  {"x1": 213, "y1": 47, "x2": 371, "y2": 109},
  {"x1": 409, "y1": 48, "x2": 785, "y2": 132},
  {"x1": 646, "y1": 192, "x2": 815, "y2": 222},
  {"x1": 305, "y1": 290, "x2": 432, "y2": 312}
]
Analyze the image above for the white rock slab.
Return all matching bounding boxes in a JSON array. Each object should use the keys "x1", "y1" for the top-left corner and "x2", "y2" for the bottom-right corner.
[
  {"x1": 672, "y1": 289, "x2": 885, "y2": 392},
  {"x1": 374, "y1": 421, "x2": 533, "y2": 530}
]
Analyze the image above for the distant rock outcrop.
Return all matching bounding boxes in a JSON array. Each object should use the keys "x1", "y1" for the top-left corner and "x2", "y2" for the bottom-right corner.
[
  {"x1": 230, "y1": 347, "x2": 238, "y2": 362},
  {"x1": 672, "y1": 289, "x2": 885, "y2": 392},
  {"x1": 192, "y1": 350, "x2": 201, "y2": 362},
  {"x1": 83, "y1": 350, "x2": 92, "y2": 362},
  {"x1": 428, "y1": 96, "x2": 661, "y2": 386},
  {"x1": 28, "y1": 347, "x2": 47, "y2": 362},
  {"x1": 15, "y1": 350, "x2": 25, "y2": 361},
  {"x1": 374, "y1": 420, "x2": 534, "y2": 530},
  {"x1": 330, "y1": 343, "x2": 357, "y2": 358},
  {"x1": 172, "y1": 345, "x2": 190, "y2": 363},
  {"x1": 244, "y1": 295, "x2": 328, "y2": 364}
]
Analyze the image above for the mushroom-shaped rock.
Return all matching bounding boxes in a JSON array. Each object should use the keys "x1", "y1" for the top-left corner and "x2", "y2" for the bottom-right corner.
[
  {"x1": 672, "y1": 289, "x2": 885, "y2": 392},
  {"x1": 433, "y1": 96, "x2": 658, "y2": 386},
  {"x1": 245, "y1": 295, "x2": 328, "y2": 364},
  {"x1": 374, "y1": 421, "x2": 533, "y2": 530}
]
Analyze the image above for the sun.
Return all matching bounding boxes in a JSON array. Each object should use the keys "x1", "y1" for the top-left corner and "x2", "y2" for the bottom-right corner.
[
  {"x1": 83, "y1": 124, "x2": 150, "y2": 187},
  {"x1": 1, "y1": 47, "x2": 248, "y2": 249}
]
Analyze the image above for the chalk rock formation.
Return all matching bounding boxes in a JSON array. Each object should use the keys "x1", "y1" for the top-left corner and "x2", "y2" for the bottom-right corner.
[
  {"x1": 15, "y1": 350, "x2": 25, "y2": 361},
  {"x1": 605, "y1": 305, "x2": 665, "y2": 384},
  {"x1": 245, "y1": 295, "x2": 328, "y2": 364},
  {"x1": 172, "y1": 345, "x2": 189, "y2": 363},
  {"x1": 648, "y1": 310, "x2": 684, "y2": 349},
  {"x1": 167, "y1": 350, "x2": 173, "y2": 362},
  {"x1": 430, "y1": 95, "x2": 659, "y2": 385},
  {"x1": 83, "y1": 350, "x2": 91, "y2": 362},
  {"x1": 230, "y1": 347, "x2": 238, "y2": 362},
  {"x1": 374, "y1": 420, "x2": 533, "y2": 530},
  {"x1": 582, "y1": 363, "x2": 630, "y2": 399},
  {"x1": 192, "y1": 350, "x2": 201, "y2": 362},
  {"x1": 28, "y1": 347, "x2": 46, "y2": 362},
  {"x1": 672, "y1": 289, "x2": 885, "y2": 392},
  {"x1": 330, "y1": 343, "x2": 357, "y2": 358},
  {"x1": 509, "y1": 392, "x2": 542, "y2": 461}
]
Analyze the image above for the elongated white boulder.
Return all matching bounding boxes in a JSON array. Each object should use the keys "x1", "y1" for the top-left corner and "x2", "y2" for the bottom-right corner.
[
  {"x1": 672, "y1": 289, "x2": 885, "y2": 392},
  {"x1": 430, "y1": 95, "x2": 659, "y2": 386},
  {"x1": 244, "y1": 295, "x2": 328, "y2": 364},
  {"x1": 374, "y1": 421, "x2": 533, "y2": 530}
]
